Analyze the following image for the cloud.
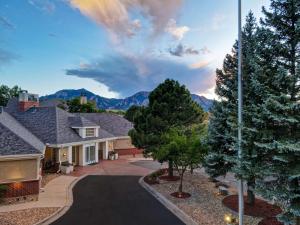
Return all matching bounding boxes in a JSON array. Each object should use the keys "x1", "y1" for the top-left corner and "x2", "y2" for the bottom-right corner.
[
  {"x1": 165, "y1": 19, "x2": 189, "y2": 40},
  {"x1": 65, "y1": 54, "x2": 215, "y2": 97},
  {"x1": 168, "y1": 44, "x2": 211, "y2": 57},
  {"x1": 69, "y1": 0, "x2": 183, "y2": 40},
  {"x1": 28, "y1": 0, "x2": 55, "y2": 13},
  {"x1": 0, "y1": 48, "x2": 19, "y2": 67},
  {"x1": 189, "y1": 60, "x2": 211, "y2": 69},
  {"x1": 48, "y1": 33, "x2": 57, "y2": 37},
  {"x1": 0, "y1": 15, "x2": 15, "y2": 29}
]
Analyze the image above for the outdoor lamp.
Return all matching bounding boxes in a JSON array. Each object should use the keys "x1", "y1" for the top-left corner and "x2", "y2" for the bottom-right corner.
[{"x1": 224, "y1": 214, "x2": 238, "y2": 225}]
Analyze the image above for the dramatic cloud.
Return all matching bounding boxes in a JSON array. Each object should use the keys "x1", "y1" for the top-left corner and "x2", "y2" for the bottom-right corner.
[
  {"x1": 65, "y1": 54, "x2": 215, "y2": 97},
  {"x1": 0, "y1": 15, "x2": 15, "y2": 29},
  {"x1": 28, "y1": 0, "x2": 55, "y2": 13},
  {"x1": 189, "y1": 60, "x2": 211, "y2": 69},
  {"x1": 69, "y1": 0, "x2": 183, "y2": 39},
  {"x1": 169, "y1": 44, "x2": 210, "y2": 57},
  {"x1": 0, "y1": 48, "x2": 18, "y2": 67},
  {"x1": 165, "y1": 19, "x2": 189, "y2": 40}
]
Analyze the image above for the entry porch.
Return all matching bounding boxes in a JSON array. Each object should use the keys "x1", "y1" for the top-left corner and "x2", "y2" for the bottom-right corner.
[{"x1": 42, "y1": 140, "x2": 115, "y2": 173}]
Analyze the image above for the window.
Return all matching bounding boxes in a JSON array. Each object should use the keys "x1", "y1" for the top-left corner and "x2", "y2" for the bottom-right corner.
[
  {"x1": 85, "y1": 145, "x2": 96, "y2": 163},
  {"x1": 86, "y1": 128, "x2": 95, "y2": 137}
]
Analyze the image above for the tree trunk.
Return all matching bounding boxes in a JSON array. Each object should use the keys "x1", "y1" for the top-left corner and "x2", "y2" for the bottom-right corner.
[
  {"x1": 168, "y1": 160, "x2": 174, "y2": 177},
  {"x1": 178, "y1": 173, "x2": 183, "y2": 193},
  {"x1": 246, "y1": 180, "x2": 255, "y2": 206}
]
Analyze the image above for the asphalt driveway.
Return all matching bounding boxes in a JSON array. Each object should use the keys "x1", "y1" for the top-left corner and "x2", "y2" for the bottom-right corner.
[{"x1": 51, "y1": 175, "x2": 185, "y2": 225}]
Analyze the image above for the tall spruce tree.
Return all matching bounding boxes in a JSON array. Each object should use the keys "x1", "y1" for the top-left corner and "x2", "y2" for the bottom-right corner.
[
  {"x1": 253, "y1": 1, "x2": 300, "y2": 224},
  {"x1": 205, "y1": 12, "x2": 261, "y2": 205}
]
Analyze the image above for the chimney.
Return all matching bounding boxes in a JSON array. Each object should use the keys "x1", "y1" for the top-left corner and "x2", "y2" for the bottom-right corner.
[
  {"x1": 19, "y1": 90, "x2": 39, "y2": 111},
  {"x1": 79, "y1": 93, "x2": 87, "y2": 105}
]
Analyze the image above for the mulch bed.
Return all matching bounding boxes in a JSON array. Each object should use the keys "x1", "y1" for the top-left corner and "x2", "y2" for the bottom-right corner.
[
  {"x1": 159, "y1": 175, "x2": 180, "y2": 181},
  {"x1": 223, "y1": 195, "x2": 282, "y2": 218},
  {"x1": 170, "y1": 192, "x2": 191, "y2": 199},
  {"x1": 258, "y1": 217, "x2": 283, "y2": 225}
]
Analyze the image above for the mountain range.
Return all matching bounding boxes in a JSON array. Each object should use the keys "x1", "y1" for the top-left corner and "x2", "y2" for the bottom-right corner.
[{"x1": 40, "y1": 89, "x2": 213, "y2": 111}]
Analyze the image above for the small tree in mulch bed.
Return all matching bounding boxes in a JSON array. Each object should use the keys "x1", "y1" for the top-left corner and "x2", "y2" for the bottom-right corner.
[
  {"x1": 222, "y1": 195, "x2": 282, "y2": 218},
  {"x1": 158, "y1": 128, "x2": 207, "y2": 198}
]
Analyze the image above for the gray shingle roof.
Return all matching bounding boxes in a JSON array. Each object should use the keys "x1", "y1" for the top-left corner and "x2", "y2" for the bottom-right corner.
[
  {"x1": 9, "y1": 107, "x2": 114, "y2": 145},
  {"x1": 69, "y1": 116, "x2": 99, "y2": 127},
  {"x1": 77, "y1": 113, "x2": 133, "y2": 136},
  {"x1": 0, "y1": 111, "x2": 44, "y2": 156}
]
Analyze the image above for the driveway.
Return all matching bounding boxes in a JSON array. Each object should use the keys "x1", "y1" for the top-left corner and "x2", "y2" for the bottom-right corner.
[{"x1": 51, "y1": 175, "x2": 185, "y2": 225}]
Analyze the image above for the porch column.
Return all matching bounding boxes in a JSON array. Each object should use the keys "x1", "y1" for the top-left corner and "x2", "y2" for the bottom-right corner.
[
  {"x1": 95, "y1": 143, "x2": 99, "y2": 163},
  {"x1": 68, "y1": 146, "x2": 72, "y2": 164},
  {"x1": 104, "y1": 141, "x2": 109, "y2": 159}
]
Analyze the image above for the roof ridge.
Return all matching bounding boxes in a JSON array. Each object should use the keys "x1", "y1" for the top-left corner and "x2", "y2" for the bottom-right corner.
[{"x1": 0, "y1": 111, "x2": 44, "y2": 153}]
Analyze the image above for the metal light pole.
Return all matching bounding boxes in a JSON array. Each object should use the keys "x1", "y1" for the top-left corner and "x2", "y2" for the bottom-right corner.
[{"x1": 237, "y1": 0, "x2": 244, "y2": 225}]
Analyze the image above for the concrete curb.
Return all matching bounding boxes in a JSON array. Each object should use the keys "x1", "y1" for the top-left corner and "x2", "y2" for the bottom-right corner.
[
  {"x1": 35, "y1": 175, "x2": 89, "y2": 225},
  {"x1": 139, "y1": 176, "x2": 198, "y2": 225}
]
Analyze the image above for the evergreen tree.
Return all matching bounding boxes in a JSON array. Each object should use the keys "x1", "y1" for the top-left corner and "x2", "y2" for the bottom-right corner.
[
  {"x1": 253, "y1": 1, "x2": 300, "y2": 224},
  {"x1": 204, "y1": 12, "x2": 261, "y2": 205}
]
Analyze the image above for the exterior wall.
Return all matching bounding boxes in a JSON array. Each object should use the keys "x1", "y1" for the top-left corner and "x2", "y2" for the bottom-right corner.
[
  {"x1": 0, "y1": 158, "x2": 39, "y2": 183},
  {"x1": 59, "y1": 147, "x2": 69, "y2": 162},
  {"x1": 108, "y1": 141, "x2": 114, "y2": 151},
  {"x1": 4, "y1": 180, "x2": 39, "y2": 198},
  {"x1": 78, "y1": 145, "x2": 84, "y2": 166},
  {"x1": 113, "y1": 138, "x2": 142, "y2": 156},
  {"x1": 113, "y1": 138, "x2": 135, "y2": 150},
  {"x1": 115, "y1": 148, "x2": 143, "y2": 156}
]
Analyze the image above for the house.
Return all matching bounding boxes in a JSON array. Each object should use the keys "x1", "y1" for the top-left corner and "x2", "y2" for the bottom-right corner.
[{"x1": 0, "y1": 91, "x2": 141, "y2": 199}]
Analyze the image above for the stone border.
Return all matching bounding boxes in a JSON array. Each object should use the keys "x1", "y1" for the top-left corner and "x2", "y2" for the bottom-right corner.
[
  {"x1": 34, "y1": 174, "x2": 89, "y2": 225},
  {"x1": 139, "y1": 176, "x2": 198, "y2": 225}
]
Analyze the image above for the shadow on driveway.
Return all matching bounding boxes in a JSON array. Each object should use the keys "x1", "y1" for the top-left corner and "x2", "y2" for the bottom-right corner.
[{"x1": 51, "y1": 176, "x2": 185, "y2": 225}]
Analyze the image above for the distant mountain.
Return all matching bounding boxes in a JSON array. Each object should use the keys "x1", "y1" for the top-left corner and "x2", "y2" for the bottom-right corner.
[{"x1": 40, "y1": 88, "x2": 213, "y2": 111}]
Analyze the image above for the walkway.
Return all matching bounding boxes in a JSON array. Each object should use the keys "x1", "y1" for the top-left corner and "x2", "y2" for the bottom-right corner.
[{"x1": 51, "y1": 176, "x2": 185, "y2": 225}]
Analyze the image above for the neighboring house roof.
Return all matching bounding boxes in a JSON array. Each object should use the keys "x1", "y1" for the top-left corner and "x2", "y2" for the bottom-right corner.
[
  {"x1": 0, "y1": 109, "x2": 44, "y2": 156},
  {"x1": 69, "y1": 116, "x2": 99, "y2": 127},
  {"x1": 40, "y1": 99, "x2": 68, "y2": 109},
  {"x1": 77, "y1": 113, "x2": 133, "y2": 137}
]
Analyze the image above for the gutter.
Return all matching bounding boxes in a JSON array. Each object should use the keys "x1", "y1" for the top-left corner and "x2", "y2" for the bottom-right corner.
[{"x1": 47, "y1": 136, "x2": 131, "y2": 148}]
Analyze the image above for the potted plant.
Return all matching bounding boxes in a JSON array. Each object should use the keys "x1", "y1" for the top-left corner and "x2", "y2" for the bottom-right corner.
[
  {"x1": 60, "y1": 161, "x2": 74, "y2": 174},
  {"x1": 114, "y1": 151, "x2": 119, "y2": 160},
  {"x1": 108, "y1": 151, "x2": 115, "y2": 160}
]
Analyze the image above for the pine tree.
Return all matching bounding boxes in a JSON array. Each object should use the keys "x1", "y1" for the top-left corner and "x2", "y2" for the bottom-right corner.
[
  {"x1": 253, "y1": 1, "x2": 300, "y2": 224},
  {"x1": 205, "y1": 12, "x2": 261, "y2": 205},
  {"x1": 129, "y1": 79, "x2": 204, "y2": 177}
]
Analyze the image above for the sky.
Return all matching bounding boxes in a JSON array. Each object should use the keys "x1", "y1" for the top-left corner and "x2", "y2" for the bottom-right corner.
[{"x1": 0, "y1": 0, "x2": 270, "y2": 99}]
